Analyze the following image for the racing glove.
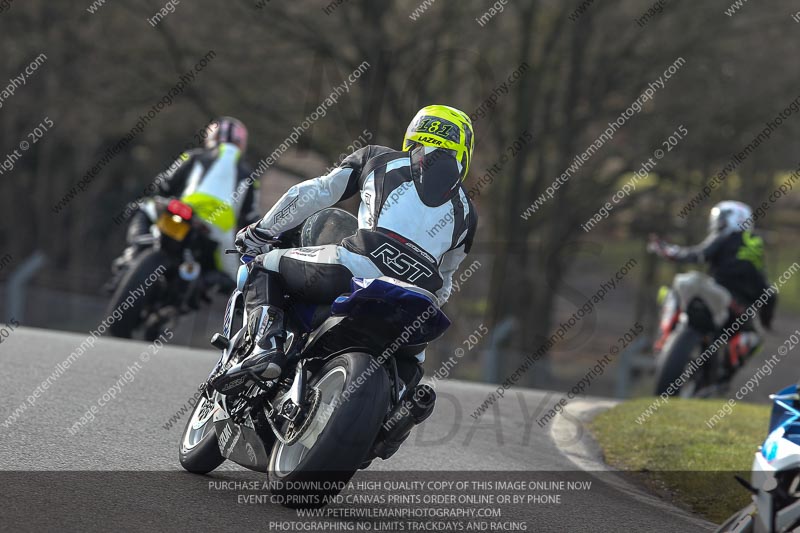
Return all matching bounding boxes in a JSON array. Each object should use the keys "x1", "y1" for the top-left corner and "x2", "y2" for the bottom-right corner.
[
  {"x1": 646, "y1": 235, "x2": 680, "y2": 260},
  {"x1": 235, "y1": 223, "x2": 272, "y2": 255}
]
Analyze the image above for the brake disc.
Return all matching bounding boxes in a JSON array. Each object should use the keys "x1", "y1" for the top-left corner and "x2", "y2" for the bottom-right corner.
[{"x1": 265, "y1": 387, "x2": 322, "y2": 446}]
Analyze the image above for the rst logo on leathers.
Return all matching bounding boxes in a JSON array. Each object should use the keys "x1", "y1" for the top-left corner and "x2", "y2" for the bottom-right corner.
[{"x1": 370, "y1": 243, "x2": 433, "y2": 282}]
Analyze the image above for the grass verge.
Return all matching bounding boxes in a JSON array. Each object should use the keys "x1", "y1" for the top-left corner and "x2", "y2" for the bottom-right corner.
[{"x1": 590, "y1": 398, "x2": 770, "y2": 524}]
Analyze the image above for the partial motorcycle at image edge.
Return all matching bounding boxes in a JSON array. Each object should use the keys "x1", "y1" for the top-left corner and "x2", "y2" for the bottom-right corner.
[
  {"x1": 178, "y1": 209, "x2": 446, "y2": 506},
  {"x1": 652, "y1": 271, "x2": 763, "y2": 398},
  {"x1": 105, "y1": 196, "x2": 233, "y2": 340},
  {"x1": 717, "y1": 384, "x2": 800, "y2": 533}
]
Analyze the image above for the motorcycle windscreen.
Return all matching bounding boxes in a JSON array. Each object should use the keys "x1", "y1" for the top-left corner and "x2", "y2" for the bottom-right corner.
[
  {"x1": 299, "y1": 207, "x2": 358, "y2": 247},
  {"x1": 330, "y1": 278, "x2": 451, "y2": 345}
]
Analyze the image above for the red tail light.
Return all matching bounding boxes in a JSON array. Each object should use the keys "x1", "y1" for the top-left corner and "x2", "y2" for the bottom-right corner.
[{"x1": 168, "y1": 200, "x2": 193, "y2": 220}]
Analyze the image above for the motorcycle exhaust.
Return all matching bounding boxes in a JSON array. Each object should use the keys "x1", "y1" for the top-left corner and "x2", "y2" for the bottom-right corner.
[
  {"x1": 372, "y1": 384, "x2": 436, "y2": 460},
  {"x1": 409, "y1": 384, "x2": 436, "y2": 424}
]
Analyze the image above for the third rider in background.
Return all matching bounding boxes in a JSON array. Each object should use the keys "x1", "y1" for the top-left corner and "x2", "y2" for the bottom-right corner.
[{"x1": 648, "y1": 200, "x2": 777, "y2": 371}]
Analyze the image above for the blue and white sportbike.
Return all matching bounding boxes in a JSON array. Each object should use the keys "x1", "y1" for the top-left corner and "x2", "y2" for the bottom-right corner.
[
  {"x1": 718, "y1": 384, "x2": 800, "y2": 532},
  {"x1": 177, "y1": 210, "x2": 446, "y2": 506}
]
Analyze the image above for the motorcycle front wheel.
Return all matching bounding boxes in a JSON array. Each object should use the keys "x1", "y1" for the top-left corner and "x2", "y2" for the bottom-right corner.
[
  {"x1": 654, "y1": 323, "x2": 703, "y2": 397},
  {"x1": 179, "y1": 392, "x2": 225, "y2": 474},
  {"x1": 106, "y1": 249, "x2": 167, "y2": 338}
]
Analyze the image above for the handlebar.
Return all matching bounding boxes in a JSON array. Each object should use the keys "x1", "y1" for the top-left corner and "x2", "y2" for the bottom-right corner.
[
  {"x1": 225, "y1": 241, "x2": 281, "y2": 255},
  {"x1": 225, "y1": 247, "x2": 279, "y2": 265},
  {"x1": 225, "y1": 250, "x2": 256, "y2": 264}
]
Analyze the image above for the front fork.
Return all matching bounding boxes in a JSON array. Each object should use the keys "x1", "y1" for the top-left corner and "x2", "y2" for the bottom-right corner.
[
  {"x1": 654, "y1": 287, "x2": 680, "y2": 353},
  {"x1": 212, "y1": 271, "x2": 312, "y2": 438},
  {"x1": 205, "y1": 288, "x2": 246, "y2": 388}
]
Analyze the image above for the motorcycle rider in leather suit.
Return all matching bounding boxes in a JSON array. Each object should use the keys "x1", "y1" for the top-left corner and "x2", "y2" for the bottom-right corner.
[
  {"x1": 113, "y1": 117, "x2": 261, "y2": 287},
  {"x1": 648, "y1": 200, "x2": 776, "y2": 368},
  {"x1": 212, "y1": 105, "x2": 478, "y2": 394}
]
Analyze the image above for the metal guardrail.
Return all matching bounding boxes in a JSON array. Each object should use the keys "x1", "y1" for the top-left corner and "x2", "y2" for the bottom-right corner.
[
  {"x1": 6, "y1": 251, "x2": 46, "y2": 323},
  {"x1": 482, "y1": 317, "x2": 517, "y2": 384},
  {"x1": 614, "y1": 336, "x2": 654, "y2": 398}
]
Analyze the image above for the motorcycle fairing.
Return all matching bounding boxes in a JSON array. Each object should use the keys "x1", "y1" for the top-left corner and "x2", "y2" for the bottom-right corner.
[
  {"x1": 297, "y1": 277, "x2": 450, "y2": 358},
  {"x1": 213, "y1": 406, "x2": 270, "y2": 472},
  {"x1": 746, "y1": 386, "x2": 800, "y2": 532},
  {"x1": 764, "y1": 384, "x2": 800, "y2": 458},
  {"x1": 672, "y1": 271, "x2": 732, "y2": 329},
  {"x1": 654, "y1": 288, "x2": 680, "y2": 352},
  {"x1": 330, "y1": 277, "x2": 450, "y2": 345},
  {"x1": 290, "y1": 302, "x2": 323, "y2": 332}
]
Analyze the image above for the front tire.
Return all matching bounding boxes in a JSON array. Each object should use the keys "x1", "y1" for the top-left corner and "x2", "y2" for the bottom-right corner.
[
  {"x1": 179, "y1": 393, "x2": 225, "y2": 474},
  {"x1": 268, "y1": 352, "x2": 390, "y2": 506},
  {"x1": 106, "y1": 249, "x2": 168, "y2": 338},
  {"x1": 654, "y1": 324, "x2": 703, "y2": 397}
]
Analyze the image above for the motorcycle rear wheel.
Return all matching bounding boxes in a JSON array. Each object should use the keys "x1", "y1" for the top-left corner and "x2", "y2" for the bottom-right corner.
[{"x1": 268, "y1": 352, "x2": 390, "y2": 507}]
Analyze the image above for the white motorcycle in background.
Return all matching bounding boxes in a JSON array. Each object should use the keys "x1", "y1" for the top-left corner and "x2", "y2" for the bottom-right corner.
[
  {"x1": 653, "y1": 271, "x2": 735, "y2": 397},
  {"x1": 718, "y1": 384, "x2": 800, "y2": 532}
]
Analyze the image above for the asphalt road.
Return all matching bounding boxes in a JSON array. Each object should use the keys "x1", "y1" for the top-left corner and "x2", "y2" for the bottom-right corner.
[{"x1": 0, "y1": 328, "x2": 713, "y2": 532}]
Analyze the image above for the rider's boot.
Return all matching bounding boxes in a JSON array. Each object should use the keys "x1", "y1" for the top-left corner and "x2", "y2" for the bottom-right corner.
[
  {"x1": 210, "y1": 306, "x2": 286, "y2": 393},
  {"x1": 243, "y1": 305, "x2": 287, "y2": 379},
  {"x1": 728, "y1": 331, "x2": 762, "y2": 368}
]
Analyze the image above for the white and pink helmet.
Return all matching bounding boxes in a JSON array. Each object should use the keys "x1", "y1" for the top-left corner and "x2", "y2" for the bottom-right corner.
[{"x1": 204, "y1": 116, "x2": 248, "y2": 153}]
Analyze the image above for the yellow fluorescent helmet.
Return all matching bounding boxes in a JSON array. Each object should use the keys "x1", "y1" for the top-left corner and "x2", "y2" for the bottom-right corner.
[{"x1": 403, "y1": 104, "x2": 474, "y2": 181}]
